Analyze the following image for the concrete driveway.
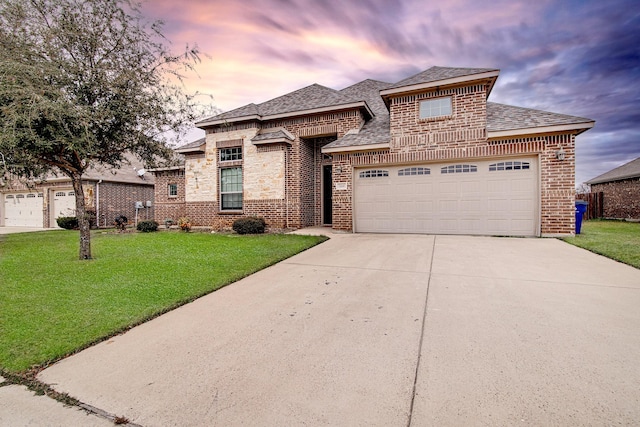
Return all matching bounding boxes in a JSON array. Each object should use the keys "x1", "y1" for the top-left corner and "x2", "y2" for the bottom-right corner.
[
  {"x1": 0, "y1": 226, "x2": 59, "y2": 234},
  {"x1": 29, "y1": 231, "x2": 640, "y2": 426}
]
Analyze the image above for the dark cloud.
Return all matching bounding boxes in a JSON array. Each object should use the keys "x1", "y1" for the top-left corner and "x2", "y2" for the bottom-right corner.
[{"x1": 153, "y1": 0, "x2": 640, "y2": 184}]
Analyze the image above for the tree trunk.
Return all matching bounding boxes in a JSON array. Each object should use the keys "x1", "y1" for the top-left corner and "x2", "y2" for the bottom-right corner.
[{"x1": 71, "y1": 173, "x2": 92, "y2": 260}]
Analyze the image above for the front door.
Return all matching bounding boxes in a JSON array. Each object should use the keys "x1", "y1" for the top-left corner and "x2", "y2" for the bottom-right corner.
[{"x1": 322, "y1": 165, "x2": 332, "y2": 225}]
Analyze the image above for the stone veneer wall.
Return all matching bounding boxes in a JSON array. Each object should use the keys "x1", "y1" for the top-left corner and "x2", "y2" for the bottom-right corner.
[
  {"x1": 186, "y1": 110, "x2": 363, "y2": 230},
  {"x1": 591, "y1": 179, "x2": 640, "y2": 219}
]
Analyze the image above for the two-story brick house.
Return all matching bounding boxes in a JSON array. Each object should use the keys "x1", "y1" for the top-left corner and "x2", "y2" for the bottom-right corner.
[{"x1": 162, "y1": 66, "x2": 594, "y2": 236}]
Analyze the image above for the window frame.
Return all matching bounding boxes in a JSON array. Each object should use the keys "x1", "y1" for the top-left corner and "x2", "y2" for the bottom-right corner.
[
  {"x1": 219, "y1": 147, "x2": 242, "y2": 162},
  {"x1": 168, "y1": 183, "x2": 178, "y2": 197},
  {"x1": 219, "y1": 166, "x2": 243, "y2": 211},
  {"x1": 419, "y1": 96, "x2": 453, "y2": 120}
]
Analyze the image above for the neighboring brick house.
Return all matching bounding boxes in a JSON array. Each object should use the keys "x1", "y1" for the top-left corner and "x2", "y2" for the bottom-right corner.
[
  {"x1": 1, "y1": 158, "x2": 155, "y2": 228},
  {"x1": 586, "y1": 157, "x2": 640, "y2": 220},
  {"x1": 167, "y1": 66, "x2": 595, "y2": 236}
]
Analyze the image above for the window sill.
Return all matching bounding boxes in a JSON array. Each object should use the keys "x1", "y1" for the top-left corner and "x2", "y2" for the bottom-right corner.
[
  {"x1": 417, "y1": 114, "x2": 453, "y2": 123},
  {"x1": 218, "y1": 210, "x2": 243, "y2": 215}
]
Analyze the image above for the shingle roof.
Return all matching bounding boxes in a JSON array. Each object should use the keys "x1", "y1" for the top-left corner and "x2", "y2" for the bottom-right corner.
[
  {"x1": 323, "y1": 79, "x2": 392, "y2": 150},
  {"x1": 386, "y1": 66, "x2": 498, "y2": 90},
  {"x1": 586, "y1": 157, "x2": 640, "y2": 185},
  {"x1": 251, "y1": 129, "x2": 294, "y2": 143},
  {"x1": 176, "y1": 137, "x2": 206, "y2": 150},
  {"x1": 195, "y1": 66, "x2": 594, "y2": 152},
  {"x1": 41, "y1": 153, "x2": 155, "y2": 184},
  {"x1": 198, "y1": 84, "x2": 362, "y2": 124},
  {"x1": 487, "y1": 103, "x2": 594, "y2": 132}
]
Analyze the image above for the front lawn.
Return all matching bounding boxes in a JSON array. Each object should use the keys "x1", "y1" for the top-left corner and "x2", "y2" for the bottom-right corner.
[
  {"x1": 0, "y1": 230, "x2": 326, "y2": 373},
  {"x1": 562, "y1": 220, "x2": 640, "y2": 269}
]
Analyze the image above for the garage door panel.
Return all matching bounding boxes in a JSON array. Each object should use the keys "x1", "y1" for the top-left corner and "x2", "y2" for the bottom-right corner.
[
  {"x1": 354, "y1": 158, "x2": 538, "y2": 236},
  {"x1": 4, "y1": 192, "x2": 43, "y2": 227}
]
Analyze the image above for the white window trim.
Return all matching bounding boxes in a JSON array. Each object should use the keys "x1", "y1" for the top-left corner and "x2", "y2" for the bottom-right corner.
[{"x1": 419, "y1": 96, "x2": 453, "y2": 120}]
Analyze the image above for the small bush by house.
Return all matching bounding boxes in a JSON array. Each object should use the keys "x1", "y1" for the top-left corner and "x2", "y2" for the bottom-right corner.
[
  {"x1": 137, "y1": 220, "x2": 159, "y2": 232},
  {"x1": 178, "y1": 217, "x2": 191, "y2": 232},
  {"x1": 56, "y1": 216, "x2": 78, "y2": 230},
  {"x1": 233, "y1": 216, "x2": 266, "y2": 235}
]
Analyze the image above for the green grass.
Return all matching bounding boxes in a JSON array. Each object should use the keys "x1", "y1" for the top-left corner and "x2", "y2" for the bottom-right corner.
[
  {"x1": 562, "y1": 220, "x2": 640, "y2": 269},
  {"x1": 0, "y1": 230, "x2": 326, "y2": 373}
]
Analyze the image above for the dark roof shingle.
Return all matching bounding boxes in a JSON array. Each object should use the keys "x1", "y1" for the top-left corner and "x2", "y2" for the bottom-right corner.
[
  {"x1": 586, "y1": 157, "x2": 640, "y2": 184},
  {"x1": 386, "y1": 66, "x2": 498, "y2": 90},
  {"x1": 487, "y1": 103, "x2": 594, "y2": 132}
]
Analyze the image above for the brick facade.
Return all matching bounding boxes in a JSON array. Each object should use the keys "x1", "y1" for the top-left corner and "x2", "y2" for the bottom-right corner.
[
  {"x1": 591, "y1": 179, "x2": 640, "y2": 219},
  {"x1": 179, "y1": 69, "x2": 590, "y2": 236},
  {"x1": 153, "y1": 168, "x2": 186, "y2": 224},
  {"x1": 328, "y1": 81, "x2": 578, "y2": 236}
]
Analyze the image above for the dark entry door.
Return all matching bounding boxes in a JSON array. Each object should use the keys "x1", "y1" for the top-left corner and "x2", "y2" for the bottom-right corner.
[{"x1": 322, "y1": 165, "x2": 332, "y2": 225}]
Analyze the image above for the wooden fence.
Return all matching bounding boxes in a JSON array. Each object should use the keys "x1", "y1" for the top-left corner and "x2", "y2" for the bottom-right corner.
[{"x1": 576, "y1": 192, "x2": 604, "y2": 220}]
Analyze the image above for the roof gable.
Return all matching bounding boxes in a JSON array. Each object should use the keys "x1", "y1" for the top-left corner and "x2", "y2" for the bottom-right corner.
[
  {"x1": 387, "y1": 66, "x2": 499, "y2": 90},
  {"x1": 587, "y1": 157, "x2": 640, "y2": 184}
]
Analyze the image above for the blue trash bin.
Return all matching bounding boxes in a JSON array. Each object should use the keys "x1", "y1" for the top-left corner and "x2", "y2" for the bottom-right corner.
[{"x1": 575, "y1": 200, "x2": 588, "y2": 234}]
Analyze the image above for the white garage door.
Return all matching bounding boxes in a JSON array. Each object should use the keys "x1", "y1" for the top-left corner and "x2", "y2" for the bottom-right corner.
[
  {"x1": 52, "y1": 190, "x2": 76, "y2": 228},
  {"x1": 354, "y1": 157, "x2": 538, "y2": 236},
  {"x1": 4, "y1": 192, "x2": 44, "y2": 227}
]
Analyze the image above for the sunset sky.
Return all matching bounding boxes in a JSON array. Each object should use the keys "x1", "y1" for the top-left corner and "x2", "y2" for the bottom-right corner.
[{"x1": 141, "y1": 0, "x2": 640, "y2": 185}]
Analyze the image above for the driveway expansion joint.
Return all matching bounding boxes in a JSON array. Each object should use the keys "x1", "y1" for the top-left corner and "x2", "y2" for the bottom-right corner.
[{"x1": 407, "y1": 235, "x2": 437, "y2": 427}]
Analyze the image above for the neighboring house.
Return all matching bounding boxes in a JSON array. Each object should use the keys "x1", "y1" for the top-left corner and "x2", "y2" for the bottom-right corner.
[
  {"x1": 586, "y1": 157, "x2": 640, "y2": 220},
  {"x1": 161, "y1": 66, "x2": 595, "y2": 236},
  {"x1": 1, "y1": 158, "x2": 155, "y2": 228}
]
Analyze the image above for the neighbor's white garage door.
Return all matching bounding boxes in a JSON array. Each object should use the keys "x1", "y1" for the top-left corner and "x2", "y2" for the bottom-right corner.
[
  {"x1": 354, "y1": 157, "x2": 538, "y2": 236},
  {"x1": 52, "y1": 190, "x2": 76, "y2": 228},
  {"x1": 4, "y1": 192, "x2": 44, "y2": 227}
]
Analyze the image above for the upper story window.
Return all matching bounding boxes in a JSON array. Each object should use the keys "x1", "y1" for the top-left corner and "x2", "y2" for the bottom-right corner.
[
  {"x1": 168, "y1": 183, "x2": 178, "y2": 197},
  {"x1": 419, "y1": 97, "x2": 452, "y2": 119},
  {"x1": 219, "y1": 147, "x2": 242, "y2": 162}
]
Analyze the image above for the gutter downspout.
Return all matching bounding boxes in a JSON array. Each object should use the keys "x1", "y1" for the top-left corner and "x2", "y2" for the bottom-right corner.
[{"x1": 96, "y1": 179, "x2": 102, "y2": 228}]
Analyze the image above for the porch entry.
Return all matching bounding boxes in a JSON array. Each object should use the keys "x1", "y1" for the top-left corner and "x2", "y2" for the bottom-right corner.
[{"x1": 323, "y1": 164, "x2": 332, "y2": 225}]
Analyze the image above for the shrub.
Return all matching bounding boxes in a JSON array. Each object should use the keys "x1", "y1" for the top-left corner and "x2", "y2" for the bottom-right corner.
[
  {"x1": 178, "y1": 217, "x2": 191, "y2": 232},
  {"x1": 114, "y1": 215, "x2": 128, "y2": 231},
  {"x1": 56, "y1": 216, "x2": 78, "y2": 230},
  {"x1": 232, "y1": 216, "x2": 266, "y2": 235},
  {"x1": 137, "y1": 220, "x2": 159, "y2": 232}
]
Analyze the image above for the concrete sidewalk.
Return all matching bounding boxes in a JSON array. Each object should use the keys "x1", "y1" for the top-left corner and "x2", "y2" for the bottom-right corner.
[{"x1": 5, "y1": 231, "x2": 640, "y2": 425}]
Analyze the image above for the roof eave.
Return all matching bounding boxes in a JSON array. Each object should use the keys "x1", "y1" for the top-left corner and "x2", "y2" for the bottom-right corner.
[
  {"x1": 147, "y1": 166, "x2": 185, "y2": 172},
  {"x1": 196, "y1": 102, "x2": 374, "y2": 128},
  {"x1": 175, "y1": 144, "x2": 206, "y2": 154},
  {"x1": 322, "y1": 142, "x2": 389, "y2": 154},
  {"x1": 196, "y1": 114, "x2": 261, "y2": 128},
  {"x1": 252, "y1": 138, "x2": 293, "y2": 146},
  {"x1": 487, "y1": 121, "x2": 595, "y2": 139},
  {"x1": 380, "y1": 70, "x2": 500, "y2": 98},
  {"x1": 587, "y1": 174, "x2": 640, "y2": 185}
]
